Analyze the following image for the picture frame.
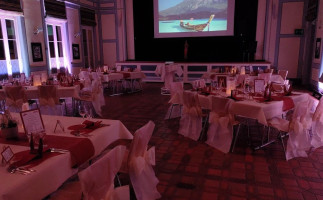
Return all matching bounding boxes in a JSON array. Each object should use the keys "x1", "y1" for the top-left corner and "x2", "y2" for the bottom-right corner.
[
  {"x1": 20, "y1": 109, "x2": 45, "y2": 136},
  {"x1": 72, "y1": 44, "x2": 80, "y2": 59},
  {"x1": 31, "y1": 42, "x2": 43, "y2": 62},
  {"x1": 314, "y1": 38, "x2": 321, "y2": 63}
]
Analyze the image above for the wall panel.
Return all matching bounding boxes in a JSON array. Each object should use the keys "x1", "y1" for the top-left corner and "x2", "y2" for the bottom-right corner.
[{"x1": 101, "y1": 14, "x2": 116, "y2": 40}]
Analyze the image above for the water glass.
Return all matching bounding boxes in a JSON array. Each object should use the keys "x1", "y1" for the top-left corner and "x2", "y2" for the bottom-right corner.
[{"x1": 78, "y1": 105, "x2": 86, "y2": 120}]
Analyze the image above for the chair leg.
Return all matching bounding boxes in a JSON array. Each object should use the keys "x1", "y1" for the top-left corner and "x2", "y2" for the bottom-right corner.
[
  {"x1": 231, "y1": 124, "x2": 241, "y2": 152},
  {"x1": 278, "y1": 131, "x2": 286, "y2": 153},
  {"x1": 200, "y1": 112, "x2": 209, "y2": 141},
  {"x1": 168, "y1": 104, "x2": 174, "y2": 119}
]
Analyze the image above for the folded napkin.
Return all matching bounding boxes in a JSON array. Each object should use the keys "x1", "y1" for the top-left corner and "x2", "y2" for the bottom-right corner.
[
  {"x1": 68, "y1": 120, "x2": 107, "y2": 135},
  {"x1": 82, "y1": 120, "x2": 102, "y2": 129}
]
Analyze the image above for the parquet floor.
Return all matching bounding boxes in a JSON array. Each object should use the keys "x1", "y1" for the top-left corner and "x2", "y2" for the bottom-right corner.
[{"x1": 97, "y1": 82, "x2": 323, "y2": 200}]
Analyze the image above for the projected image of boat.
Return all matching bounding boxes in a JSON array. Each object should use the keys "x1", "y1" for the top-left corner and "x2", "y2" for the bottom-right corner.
[{"x1": 180, "y1": 14, "x2": 215, "y2": 32}]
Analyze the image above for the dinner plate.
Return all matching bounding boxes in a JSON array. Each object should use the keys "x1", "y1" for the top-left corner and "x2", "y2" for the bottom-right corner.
[{"x1": 67, "y1": 124, "x2": 86, "y2": 130}]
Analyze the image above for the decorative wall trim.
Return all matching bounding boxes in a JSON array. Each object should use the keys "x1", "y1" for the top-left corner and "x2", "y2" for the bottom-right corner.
[{"x1": 29, "y1": 66, "x2": 47, "y2": 72}]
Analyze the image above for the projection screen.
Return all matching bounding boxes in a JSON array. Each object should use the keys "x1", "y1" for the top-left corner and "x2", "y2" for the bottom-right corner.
[{"x1": 154, "y1": 0, "x2": 235, "y2": 38}]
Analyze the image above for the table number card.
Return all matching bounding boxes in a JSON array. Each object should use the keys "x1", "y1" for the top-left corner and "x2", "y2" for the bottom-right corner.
[
  {"x1": 1, "y1": 146, "x2": 14, "y2": 163},
  {"x1": 254, "y1": 79, "x2": 265, "y2": 93},
  {"x1": 20, "y1": 109, "x2": 45, "y2": 136}
]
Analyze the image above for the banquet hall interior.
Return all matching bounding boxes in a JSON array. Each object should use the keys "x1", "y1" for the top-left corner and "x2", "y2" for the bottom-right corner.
[{"x1": 1, "y1": 0, "x2": 323, "y2": 199}]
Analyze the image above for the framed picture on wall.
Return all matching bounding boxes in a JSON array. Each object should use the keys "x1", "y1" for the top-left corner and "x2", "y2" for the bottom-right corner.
[
  {"x1": 314, "y1": 38, "x2": 321, "y2": 63},
  {"x1": 72, "y1": 44, "x2": 80, "y2": 59},
  {"x1": 31, "y1": 42, "x2": 43, "y2": 62}
]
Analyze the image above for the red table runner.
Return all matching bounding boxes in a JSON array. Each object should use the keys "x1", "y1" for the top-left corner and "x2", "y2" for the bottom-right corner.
[{"x1": 1, "y1": 134, "x2": 95, "y2": 168}]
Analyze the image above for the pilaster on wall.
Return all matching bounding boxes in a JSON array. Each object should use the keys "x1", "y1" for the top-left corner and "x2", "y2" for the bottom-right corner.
[
  {"x1": 263, "y1": 0, "x2": 280, "y2": 66},
  {"x1": 22, "y1": 0, "x2": 47, "y2": 70},
  {"x1": 66, "y1": 3, "x2": 82, "y2": 66},
  {"x1": 255, "y1": 0, "x2": 267, "y2": 60}
]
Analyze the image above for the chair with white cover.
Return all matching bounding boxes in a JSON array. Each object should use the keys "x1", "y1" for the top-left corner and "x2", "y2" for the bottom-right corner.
[
  {"x1": 79, "y1": 71, "x2": 92, "y2": 88},
  {"x1": 79, "y1": 145, "x2": 129, "y2": 200},
  {"x1": 310, "y1": 97, "x2": 323, "y2": 150},
  {"x1": 257, "y1": 73, "x2": 272, "y2": 85},
  {"x1": 50, "y1": 146, "x2": 129, "y2": 200},
  {"x1": 90, "y1": 72, "x2": 100, "y2": 81},
  {"x1": 178, "y1": 91, "x2": 202, "y2": 141},
  {"x1": 167, "y1": 81, "x2": 184, "y2": 119},
  {"x1": 267, "y1": 97, "x2": 314, "y2": 160},
  {"x1": 278, "y1": 70, "x2": 288, "y2": 80},
  {"x1": 206, "y1": 96, "x2": 241, "y2": 153},
  {"x1": 38, "y1": 85, "x2": 66, "y2": 115},
  {"x1": 76, "y1": 79, "x2": 105, "y2": 117},
  {"x1": 4, "y1": 86, "x2": 27, "y2": 112},
  {"x1": 122, "y1": 121, "x2": 161, "y2": 200}
]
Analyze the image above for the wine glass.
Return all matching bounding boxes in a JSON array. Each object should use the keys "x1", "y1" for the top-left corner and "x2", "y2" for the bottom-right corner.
[
  {"x1": 78, "y1": 105, "x2": 86, "y2": 121},
  {"x1": 85, "y1": 105, "x2": 93, "y2": 119}
]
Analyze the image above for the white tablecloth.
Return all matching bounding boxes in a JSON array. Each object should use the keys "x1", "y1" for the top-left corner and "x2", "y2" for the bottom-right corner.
[
  {"x1": 198, "y1": 91, "x2": 309, "y2": 126},
  {"x1": 101, "y1": 73, "x2": 124, "y2": 82},
  {"x1": 0, "y1": 85, "x2": 80, "y2": 100},
  {"x1": 0, "y1": 114, "x2": 133, "y2": 200}
]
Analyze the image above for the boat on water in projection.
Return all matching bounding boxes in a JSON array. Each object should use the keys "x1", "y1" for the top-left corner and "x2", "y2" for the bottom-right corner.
[{"x1": 180, "y1": 15, "x2": 215, "y2": 32}]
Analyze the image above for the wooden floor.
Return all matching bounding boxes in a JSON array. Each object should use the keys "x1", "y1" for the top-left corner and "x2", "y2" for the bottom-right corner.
[{"x1": 60, "y1": 82, "x2": 323, "y2": 200}]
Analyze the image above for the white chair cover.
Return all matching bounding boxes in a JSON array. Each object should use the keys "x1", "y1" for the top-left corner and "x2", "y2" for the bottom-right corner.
[
  {"x1": 164, "y1": 64, "x2": 178, "y2": 90},
  {"x1": 91, "y1": 72, "x2": 100, "y2": 81},
  {"x1": 285, "y1": 99, "x2": 313, "y2": 160},
  {"x1": 278, "y1": 70, "x2": 288, "y2": 80},
  {"x1": 166, "y1": 82, "x2": 184, "y2": 119},
  {"x1": 168, "y1": 82, "x2": 184, "y2": 105},
  {"x1": 4, "y1": 86, "x2": 27, "y2": 110},
  {"x1": 178, "y1": 91, "x2": 202, "y2": 141},
  {"x1": 38, "y1": 85, "x2": 63, "y2": 115},
  {"x1": 311, "y1": 97, "x2": 323, "y2": 149},
  {"x1": 271, "y1": 83, "x2": 285, "y2": 93},
  {"x1": 91, "y1": 80, "x2": 105, "y2": 117},
  {"x1": 78, "y1": 146, "x2": 129, "y2": 200},
  {"x1": 128, "y1": 121, "x2": 161, "y2": 200},
  {"x1": 206, "y1": 96, "x2": 234, "y2": 153},
  {"x1": 258, "y1": 73, "x2": 272, "y2": 84}
]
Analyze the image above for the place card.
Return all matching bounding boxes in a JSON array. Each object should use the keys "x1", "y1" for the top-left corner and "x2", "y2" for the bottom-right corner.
[
  {"x1": 1, "y1": 146, "x2": 14, "y2": 164},
  {"x1": 54, "y1": 120, "x2": 65, "y2": 133},
  {"x1": 20, "y1": 109, "x2": 45, "y2": 136},
  {"x1": 254, "y1": 79, "x2": 265, "y2": 93}
]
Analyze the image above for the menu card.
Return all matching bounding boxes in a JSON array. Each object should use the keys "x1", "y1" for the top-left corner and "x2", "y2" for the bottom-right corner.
[
  {"x1": 254, "y1": 79, "x2": 265, "y2": 93},
  {"x1": 20, "y1": 109, "x2": 45, "y2": 136}
]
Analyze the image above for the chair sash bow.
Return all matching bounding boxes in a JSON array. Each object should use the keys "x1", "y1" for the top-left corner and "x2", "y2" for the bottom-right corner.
[
  {"x1": 130, "y1": 147, "x2": 156, "y2": 176},
  {"x1": 183, "y1": 105, "x2": 202, "y2": 117}
]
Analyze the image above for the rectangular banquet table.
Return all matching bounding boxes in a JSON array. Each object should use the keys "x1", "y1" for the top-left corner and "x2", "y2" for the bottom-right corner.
[
  {"x1": 0, "y1": 85, "x2": 80, "y2": 100},
  {"x1": 0, "y1": 113, "x2": 133, "y2": 200},
  {"x1": 197, "y1": 91, "x2": 310, "y2": 126}
]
